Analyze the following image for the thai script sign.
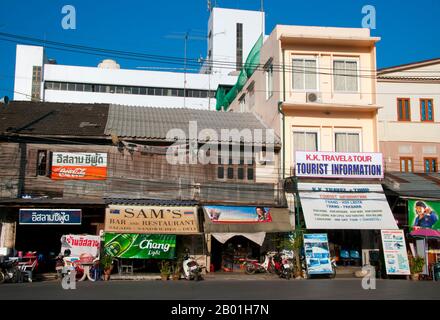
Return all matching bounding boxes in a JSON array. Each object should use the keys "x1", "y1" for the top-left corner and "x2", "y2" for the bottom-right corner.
[
  {"x1": 298, "y1": 183, "x2": 397, "y2": 230},
  {"x1": 51, "y1": 152, "x2": 107, "y2": 180},
  {"x1": 295, "y1": 151, "x2": 383, "y2": 179},
  {"x1": 381, "y1": 230, "x2": 410, "y2": 275},
  {"x1": 19, "y1": 209, "x2": 82, "y2": 225},
  {"x1": 60, "y1": 234, "x2": 100, "y2": 258},
  {"x1": 204, "y1": 206, "x2": 272, "y2": 223},
  {"x1": 104, "y1": 233, "x2": 176, "y2": 259},
  {"x1": 105, "y1": 206, "x2": 199, "y2": 234}
]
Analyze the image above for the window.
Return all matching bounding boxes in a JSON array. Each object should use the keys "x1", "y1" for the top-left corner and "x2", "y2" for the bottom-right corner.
[
  {"x1": 227, "y1": 167, "x2": 234, "y2": 179},
  {"x1": 132, "y1": 87, "x2": 140, "y2": 95},
  {"x1": 424, "y1": 158, "x2": 437, "y2": 173},
  {"x1": 139, "y1": 87, "x2": 146, "y2": 95},
  {"x1": 397, "y1": 98, "x2": 411, "y2": 121},
  {"x1": 247, "y1": 168, "x2": 254, "y2": 180},
  {"x1": 293, "y1": 131, "x2": 318, "y2": 152},
  {"x1": 60, "y1": 83, "x2": 67, "y2": 91},
  {"x1": 236, "y1": 23, "x2": 243, "y2": 70},
  {"x1": 248, "y1": 82, "x2": 255, "y2": 108},
  {"x1": 84, "y1": 84, "x2": 93, "y2": 92},
  {"x1": 335, "y1": 132, "x2": 360, "y2": 152},
  {"x1": 265, "y1": 64, "x2": 274, "y2": 100},
  {"x1": 76, "y1": 83, "x2": 84, "y2": 91},
  {"x1": 400, "y1": 157, "x2": 414, "y2": 173},
  {"x1": 217, "y1": 167, "x2": 224, "y2": 179},
  {"x1": 239, "y1": 94, "x2": 246, "y2": 112},
  {"x1": 333, "y1": 59, "x2": 359, "y2": 92},
  {"x1": 237, "y1": 167, "x2": 244, "y2": 180},
  {"x1": 36, "y1": 150, "x2": 49, "y2": 176},
  {"x1": 420, "y1": 99, "x2": 434, "y2": 122},
  {"x1": 292, "y1": 57, "x2": 317, "y2": 90},
  {"x1": 31, "y1": 66, "x2": 42, "y2": 101}
]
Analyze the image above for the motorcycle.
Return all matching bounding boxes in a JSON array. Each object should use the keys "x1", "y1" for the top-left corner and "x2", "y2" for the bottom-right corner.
[
  {"x1": 244, "y1": 252, "x2": 277, "y2": 275},
  {"x1": 0, "y1": 259, "x2": 20, "y2": 284},
  {"x1": 278, "y1": 254, "x2": 294, "y2": 280},
  {"x1": 182, "y1": 251, "x2": 204, "y2": 281}
]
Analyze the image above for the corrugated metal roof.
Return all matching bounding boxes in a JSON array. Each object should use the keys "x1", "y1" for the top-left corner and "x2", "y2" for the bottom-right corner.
[
  {"x1": 105, "y1": 198, "x2": 198, "y2": 206},
  {"x1": 0, "y1": 101, "x2": 108, "y2": 137},
  {"x1": 383, "y1": 173, "x2": 440, "y2": 200},
  {"x1": 105, "y1": 104, "x2": 280, "y2": 144}
]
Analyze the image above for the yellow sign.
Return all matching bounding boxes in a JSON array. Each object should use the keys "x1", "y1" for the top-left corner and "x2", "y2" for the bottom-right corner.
[{"x1": 105, "y1": 205, "x2": 199, "y2": 234}]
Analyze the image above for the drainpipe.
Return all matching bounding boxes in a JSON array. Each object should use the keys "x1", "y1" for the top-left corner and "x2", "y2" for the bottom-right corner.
[{"x1": 278, "y1": 49, "x2": 287, "y2": 180}]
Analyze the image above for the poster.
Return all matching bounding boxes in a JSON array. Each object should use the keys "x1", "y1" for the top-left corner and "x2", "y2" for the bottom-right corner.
[
  {"x1": 408, "y1": 200, "x2": 439, "y2": 230},
  {"x1": 381, "y1": 230, "x2": 410, "y2": 275},
  {"x1": 303, "y1": 234, "x2": 333, "y2": 275},
  {"x1": 19, "y1": 209, "x2": 82, "y2": 225},
  {"x1": 295, "y1": 151, "x2": 384, "y2": 179},
  {"x1": 60, "y1": 234, "x2": 100, "y2": 258},
  {"x1": 204, "y1": 206, "x2": 272, "y2": 223},
  {"x1": 105, "y1": 205, "x2": 199, "y2": 234},
  {"x1": 104, "y1": 233, "x2": 176, "y2": 259},
  {"x1": 51, "y1": 152, "x2": 107, "y2": 180},
  {"x1": 298, "y1": 183, "x2": 397, "y2": 230}
]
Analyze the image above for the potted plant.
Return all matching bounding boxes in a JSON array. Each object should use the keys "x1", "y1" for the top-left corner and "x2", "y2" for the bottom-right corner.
[
  {"x1": 409, "y1": 256, "x2": 425, "y2": 281},
  {"x1": 171, "y1": 260, "x2": 182, "y2": 280},
  {"x1": 159, "y1": 260, "x2": 171, "y2": 281},
  {"x1": 100, "y1": 254, "x2": 114, "y2": 281}
]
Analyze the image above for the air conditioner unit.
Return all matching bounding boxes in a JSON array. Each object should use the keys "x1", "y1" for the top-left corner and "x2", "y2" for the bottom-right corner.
[{"x1": 306, "y1": 92, "x2": 322, "y2": 103}]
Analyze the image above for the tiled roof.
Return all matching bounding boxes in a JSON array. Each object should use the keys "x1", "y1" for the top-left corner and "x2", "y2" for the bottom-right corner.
[
  {"x1": 104, "y1": 104, "x2": 280, "y2": 145},
  {"x1": 105, "y1": 198, "x2": 198, "y2": 206},
  {"x1": 0, "y1": 101, "x2": 108, "y2": 137}
]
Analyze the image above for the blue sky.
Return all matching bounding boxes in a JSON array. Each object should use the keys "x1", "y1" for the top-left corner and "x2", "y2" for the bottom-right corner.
[{"x1": 0, "y1": 0, "x2": 439, "y2": 98}]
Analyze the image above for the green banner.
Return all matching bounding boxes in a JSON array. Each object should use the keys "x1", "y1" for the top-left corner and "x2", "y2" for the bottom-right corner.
[
  {"x1": 408, "y1": 200, "x2": 440, "y2": 230},
  {"x1": 104, "y1": 233, "x2": 176, "y2": 259}
]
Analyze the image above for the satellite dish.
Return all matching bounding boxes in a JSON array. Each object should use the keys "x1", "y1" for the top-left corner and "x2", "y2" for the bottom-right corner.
[{"x1": 0, "y1": 96, "x2": 9, "y2": 105}]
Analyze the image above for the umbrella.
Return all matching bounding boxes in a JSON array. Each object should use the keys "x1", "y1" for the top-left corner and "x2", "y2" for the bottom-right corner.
[{"x1": 410, "y1": 228, "x2": 440, "y2": 239}]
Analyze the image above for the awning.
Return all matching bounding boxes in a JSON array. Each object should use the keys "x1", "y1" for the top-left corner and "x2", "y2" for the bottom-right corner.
[
  {"x1": 298, "y1": 183, "x2": 398, "y2": 230},
  {"x1": 203, "y1": 206, "x2": 294, "y2": 233},
  {"x1": 383, "y1": 172, "x2": 440, "y2": 200},
  {"x1": 211, "y1": 232, "x2": 266, "y2": 246}
]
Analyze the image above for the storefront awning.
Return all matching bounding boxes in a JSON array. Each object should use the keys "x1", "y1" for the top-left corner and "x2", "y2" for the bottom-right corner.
[
  {"x1": 203, "y1": 206, "x2": 294, "y2": 233},
  {"x1": 298, "y1": 183, "x2": 398, "y2": 230},
  {"x1": 383, "y1": 172, "x2": 440, "y2": 200},
  {"x1": 211, "y1": 232, "x2": 266, "y2": 246}
]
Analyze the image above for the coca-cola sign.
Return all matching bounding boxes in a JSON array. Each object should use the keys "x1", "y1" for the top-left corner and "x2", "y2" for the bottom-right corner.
[{"x1": 51, "y1": 152, "x2": 107, "y2": 180}]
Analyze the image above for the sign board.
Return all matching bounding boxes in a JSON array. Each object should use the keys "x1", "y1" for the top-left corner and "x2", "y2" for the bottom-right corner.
[
  {"x1": 105, "y1": 205, "x2": 199, "y2": 234},
  {"x1": 408, "y1": 200, "x2": 439, "y2": 230},
  {"x1": 60, "y1": 234, "x2": 100, "y2": 258},
  {"x1": 51, "y1": 152, "x2": 107, "y2": 180},
  {"x1": 303, "y1": 233, "x2": 333, "y2": 275},
  {"x1": 381, "y1": 230, "x2": 410, "y2": 275},
  {"x1": 295, "y1": 151, "x2": 383, "y2": 179},
  {"x1": 19, "y1": 209, "x2": 82, "y2": 225},
  {"x1": 204, "y1": 206, "x2": 272, "y2": 223},
  {"x1": 298, "y1": 183, "x2": 397, "y2": 230},
  {"x1": 104, "y1": 233, "x2": 176, "y2": 259}
]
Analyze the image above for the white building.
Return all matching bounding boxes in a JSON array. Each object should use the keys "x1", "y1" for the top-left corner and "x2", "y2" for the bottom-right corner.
[{"x1": 13, "y1": 7, "x2": 264, "y2": 110}]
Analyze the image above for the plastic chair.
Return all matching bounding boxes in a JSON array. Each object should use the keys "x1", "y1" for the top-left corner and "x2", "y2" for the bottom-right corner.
[
  {"x1": 350, "y1": 250, "x2": 361, "y2": 266},
  {"x1": 340, "y1": 250, "x2": 350, "y2": 266},
  {"x1": 20, "y1": 259, "x2": 37, "y2": 282}
]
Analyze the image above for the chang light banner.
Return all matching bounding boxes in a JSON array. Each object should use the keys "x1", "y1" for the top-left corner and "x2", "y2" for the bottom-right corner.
[
  {"x1": 105, "y1": 205, "x2": 199, "y2": 234},
  {"x1": 381, "y1": 230, "x2": 410, "y2": 275},
  {"x1": 51, "y1": 152, "x2": 107, "y2": 180},
  {"x1": 295, "y1": 151, "x2": 383, "y2": 179},
  {"x1": 298, "y1": 183, "x2": 398, "y2": 230},
  {"x1": 104, "y1": 233, "x2": 176, "y2": 259}
]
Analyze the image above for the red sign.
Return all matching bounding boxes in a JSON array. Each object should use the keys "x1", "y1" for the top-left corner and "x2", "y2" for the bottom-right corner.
[{"x1": 51, "y1": 152, "x2": 107, "y2": 180}]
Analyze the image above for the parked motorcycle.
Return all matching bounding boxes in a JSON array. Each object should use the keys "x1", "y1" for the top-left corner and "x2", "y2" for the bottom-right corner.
[
  {"x1": 278, "y1": 254, "x2": 294, "y2": 280},
  {"x1": 244, "y1": 252, "x2": 277, "y2": 275},
  {"x1": 0, "y1": 259, "x2": 20, "y2": 284},
  {"x1": 182, "y1": 250, "x2": 203, "y2": 281}
]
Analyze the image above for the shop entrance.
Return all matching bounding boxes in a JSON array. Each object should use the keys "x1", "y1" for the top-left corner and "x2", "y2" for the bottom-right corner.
[
  {"x1": 326, "y1": 230, "x2": 362, "y2": 266},
  {"x1": 211, "y1": 236, "x2": 260, "y2": 272}
]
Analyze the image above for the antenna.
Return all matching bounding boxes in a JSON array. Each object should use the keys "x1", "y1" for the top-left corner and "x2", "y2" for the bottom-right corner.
[{"x1": 164, "y1": 30, "x2": 207, "y2": 108}]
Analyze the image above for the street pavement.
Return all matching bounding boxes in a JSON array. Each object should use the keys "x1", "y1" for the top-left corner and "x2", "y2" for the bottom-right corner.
[{"x1": 0, "y1": 278, "x2": 439, "y2": 300}]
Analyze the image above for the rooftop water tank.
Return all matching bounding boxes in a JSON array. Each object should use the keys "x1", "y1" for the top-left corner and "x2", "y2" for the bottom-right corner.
[{"x1": 98, "y1": 59, "x2": 120, "y2": 69}]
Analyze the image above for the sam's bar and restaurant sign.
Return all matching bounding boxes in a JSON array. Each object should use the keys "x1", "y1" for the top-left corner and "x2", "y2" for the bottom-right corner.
[
  {"x1": 295, "y1": 151, "x2": 384, "y2": 179},
  {"x1": 51, "y1": 152, "x2": 108, "y2": 180},
  {"x1": 104, "y1": 205, "x2": 199, "y2": 234}
]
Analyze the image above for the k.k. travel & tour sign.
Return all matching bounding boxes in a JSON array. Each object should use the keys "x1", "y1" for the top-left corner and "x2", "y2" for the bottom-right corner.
[
  {"x1": 19, "y1": 209, "x2": 82, "y2": 225},
  {"x1": 105, "y1": 205, "x2": 199, "y2": 234},
  {"x1": 51, "y1": 152, "x2": 107, "y2": 180},
  {"x1": 295, "y1": 151, "x2": 383, "y2": 179},
  {"x1": 104, "y1": 233, "x2": 176, "y2": 259}
]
